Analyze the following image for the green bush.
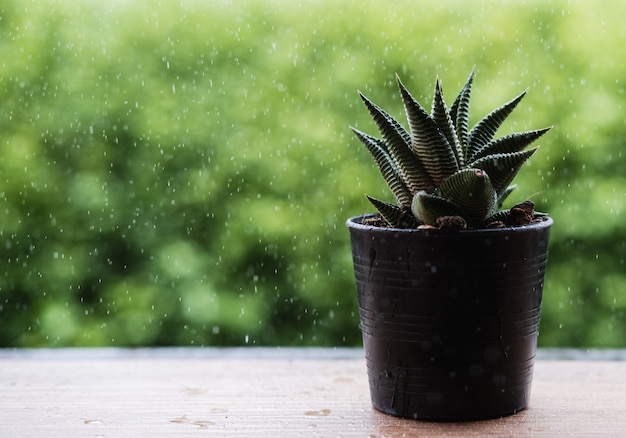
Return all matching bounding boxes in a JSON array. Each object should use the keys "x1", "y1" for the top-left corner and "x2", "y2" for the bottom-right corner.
[{"x1": 1, "y1": 0, "x2": 625, "y2": 347}]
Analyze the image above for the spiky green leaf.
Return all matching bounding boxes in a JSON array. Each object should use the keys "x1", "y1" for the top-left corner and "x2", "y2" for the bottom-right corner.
[
  {"x1": 484, "y1": 209, "x2": 511, "y2": 224},
  {"x1": 435, "y1": 169, "x2": 497, "y2": 224},
  {"x1": 397, "y1": 77, "x2": 458, "y2": 186},
  {"x1": 466, "y1": 90, "x2": 527, "y2": 160},
  {"x1": 359, "y1": 92, "x2": 433, "y2": 193},
  {"x1": 431, "y1": 78, "x2": 464, "y2": 169},
  {"x1": 450, "y1": 68, "x2": 474, "y2": 154},
  {"x1": 367, "y1": 195, "x2": 420, "y2": 228},
  {"x1": 411, "y1": 191, "x2": 463, "y2": 226},
  {"x1": 468, "y1": 127, "x2": 552, "y2": 163},
  {"x1": 471, "y1": 149, "x2": 537, "y2": 196},
  {"x1": 497, "y1": 185, "x2": 517, "y2": 208},
  {"x1": 352, "y1": 128, "x2": 413, "y2": 208}
]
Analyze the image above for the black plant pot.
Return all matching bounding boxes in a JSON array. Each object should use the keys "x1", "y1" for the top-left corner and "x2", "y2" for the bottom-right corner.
[{"x1": 346, "y1": 214, "x2": 553, "y2": 421}]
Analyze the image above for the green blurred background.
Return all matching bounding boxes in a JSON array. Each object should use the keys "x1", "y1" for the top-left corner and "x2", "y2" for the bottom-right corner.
[{"x1": 1, "y1": 0, "x2": 625, "y2": 347}]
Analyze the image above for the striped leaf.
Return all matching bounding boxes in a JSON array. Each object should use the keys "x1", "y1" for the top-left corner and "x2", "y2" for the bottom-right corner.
[
  {"x1": 358, "y1": 92, "x2": 433, "y2": 193},
  {"x1": 431, "y1": 78, "x2": 464, "y2": 169},
  {"x1": 484, "y1": 205, "x2": 547, "y2": 225},
  {"x1": 367, "y1": 196, "x2": 420, "y2": 228},
  {"x1": 466, "y1": 91, "x2": 527, "y2": 161},
  {"x1": 397, "y1": 77, "x2": 458, "y2": 186},
  {"x1": 450, "y1": 68, "x2": 474, "y2": 154},
  {"x1": 352, "y1": 128, "x2": 413, "y2": 208},
  {"x1": 435, "y1": 169, "x2": 497, "y2": 224},
  {"x1": 484, "y1": 209, "x2": 511, "y2": 224},
  {"x1": 468, "y1": 127, "x2": 552, "y2": 163},
  {"x1": 497, "y1": 184, "x2": 517, "y2": 208},
  {"x1": 411, "y1": 191, "x2": 463, "y2": 226},
  {"x1": 471, "y1": 149, "x2": 537, "y2": 196}
]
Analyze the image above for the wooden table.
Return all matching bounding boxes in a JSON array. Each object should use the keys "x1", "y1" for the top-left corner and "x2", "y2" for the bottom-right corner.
[{"x1": 1, "y1": 348, "x2": 625, "y2": 437}]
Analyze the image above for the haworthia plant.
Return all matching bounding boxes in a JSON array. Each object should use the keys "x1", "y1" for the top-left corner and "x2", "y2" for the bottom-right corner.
[{"x1": 352, "y1": 69, "x2": 551, "y2": 228}]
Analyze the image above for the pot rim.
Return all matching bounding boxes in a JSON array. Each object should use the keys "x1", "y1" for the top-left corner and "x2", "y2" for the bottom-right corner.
[{"x1": 346, "y1": 213, "x2": 553, "y2": 235}]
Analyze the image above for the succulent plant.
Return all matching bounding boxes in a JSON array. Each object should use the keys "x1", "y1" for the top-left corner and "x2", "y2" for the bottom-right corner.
[{"x1": 352, "y1": 69, "x2": 551, "y2": 229}]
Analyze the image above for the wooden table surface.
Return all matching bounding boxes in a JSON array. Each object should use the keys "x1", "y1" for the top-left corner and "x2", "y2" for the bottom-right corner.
[{"x1": 1, "y1": 348, "x2": 625, "y2": 437}]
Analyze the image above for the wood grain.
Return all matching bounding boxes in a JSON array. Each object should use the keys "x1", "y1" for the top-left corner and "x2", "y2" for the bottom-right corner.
[{"x1": 1, "y1": 350, "x2": 625, "y2": 437}]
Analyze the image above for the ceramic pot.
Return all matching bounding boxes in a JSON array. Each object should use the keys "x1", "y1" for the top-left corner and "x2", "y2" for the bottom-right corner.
[{"x1": 346, "y1": 214, "x2": 553, "y2": 421}]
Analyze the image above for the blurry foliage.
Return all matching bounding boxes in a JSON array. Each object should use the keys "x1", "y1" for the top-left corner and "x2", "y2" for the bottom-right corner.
[{"x1": 0, "y1": 0, "x2": 625, "y2": 347}]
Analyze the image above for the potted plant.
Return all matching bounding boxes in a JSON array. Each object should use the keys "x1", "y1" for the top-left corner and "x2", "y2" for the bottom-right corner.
[{"x1": 346, "y1": 69, "x2": 553, "y2": 421}]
